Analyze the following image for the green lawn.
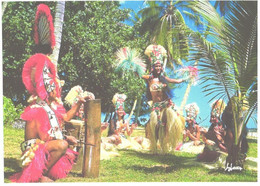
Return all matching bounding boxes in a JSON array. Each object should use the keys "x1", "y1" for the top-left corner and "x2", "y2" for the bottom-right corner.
[{"x1": 4, "y1": 125, "x2": 257, "y2": 182}]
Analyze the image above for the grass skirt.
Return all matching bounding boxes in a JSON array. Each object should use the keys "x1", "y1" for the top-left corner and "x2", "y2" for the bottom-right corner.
[{"x1": 147, "y1": 107, "x2": 185, "y2": 154}]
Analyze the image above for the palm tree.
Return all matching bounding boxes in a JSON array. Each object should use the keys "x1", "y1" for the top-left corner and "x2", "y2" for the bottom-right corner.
[
  {"x1": 2, "y1": 1, "x2": 8, "y2": 15},
  {"x1": 50, "y1": 1, "x2": 66, "y2": 67},
  {"x1": 138, "y1": 1, "x2": 190, "y2": 67},
  {"x1": 138, "y1": 1, "x2": 201, "y2": 116},
  {"x1": 188, "y1": 0, "x2": 257, "y2": 170}
]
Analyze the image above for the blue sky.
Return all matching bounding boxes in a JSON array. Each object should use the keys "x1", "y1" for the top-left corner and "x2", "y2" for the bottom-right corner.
[{"x1": 118, "y1": 1, "x2": 257, "y2": 129}]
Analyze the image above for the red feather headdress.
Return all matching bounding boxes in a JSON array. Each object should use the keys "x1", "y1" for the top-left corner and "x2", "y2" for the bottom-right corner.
[{"x1": 34, "y1": 4, "x2": 55, "y2": 47}]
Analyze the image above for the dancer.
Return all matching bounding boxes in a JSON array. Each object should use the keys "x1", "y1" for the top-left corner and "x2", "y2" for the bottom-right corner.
[
  {"x1": 10, "y1": 4, "x2": 94, "y2": 182},
  {"x1": 183, "y1": 103, "x2": 202, "y2": 146},
  {"x1": 197, "y1": 100, "x2": 227, "y2": 162},
  {"x1": 142, "y1": 44, "x2": 185, "y2": 154},
  {"x1": 106, "y1": 93, "x2": 138, "y2": 145},
  {"x1": 203, "y1": 100, "x2": 227, "y2": 151}
]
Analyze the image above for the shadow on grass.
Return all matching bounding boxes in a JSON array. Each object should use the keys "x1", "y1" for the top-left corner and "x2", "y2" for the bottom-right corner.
[
  {"x1": 118, "y1": 149, "x2": 202, "y2": 173},
  {"x1": 4, "y1": 157, "x2": 22, "y2": 180},
  {"x1": 69, "y1": 171, "x2": 83, "y2": 178},
  {"x1": 207, "y1": 167, "x2": 257, "y2": 179},
  {"x1": 247, "y1": 138, "x2": 257, "y2": 143}
]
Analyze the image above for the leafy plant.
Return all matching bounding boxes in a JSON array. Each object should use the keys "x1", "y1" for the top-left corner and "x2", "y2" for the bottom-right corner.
[
  {"x1": 187, "y1": 0, "x2": 257, "y2": 169},
  {"x1": 3, "y1": 96, "x2": 24, "y2": 126}
]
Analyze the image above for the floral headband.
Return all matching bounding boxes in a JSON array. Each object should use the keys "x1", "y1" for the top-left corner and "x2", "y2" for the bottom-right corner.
[
  {"x1": 144, "y1": 45, "x2": 167, "y2": 66},
  {"x1": 112, "y1": 93, "x2": 127, "y2": 112},
  {"x1": 185, "y1": 103, "x2": 200, "y2": 120}
]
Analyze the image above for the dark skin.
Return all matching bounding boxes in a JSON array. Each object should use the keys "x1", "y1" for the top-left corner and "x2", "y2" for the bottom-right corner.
[
  {"x1": 202, "y1": 121, "x2": 227, "y2": 152},
  {"x1": 183, "y1": 118, "x2": 201, "y2": 146},
  {"x1": 103, "y1": 108, "x2": 138, "y2": 145},
  {"x1": 142, "y1": 63, "x2": 185, "y2": 152},
  {"x1": 142, "y1": 63, "x2": 184, "y2": 103},
  {"x1": 25, "y1": 89, "x2": 94, "y2": 182}
]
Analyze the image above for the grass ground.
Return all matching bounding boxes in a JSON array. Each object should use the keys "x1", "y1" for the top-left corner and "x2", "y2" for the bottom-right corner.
[{"x1": 3, "y1": 125, "x2": 257, "y2": 182}]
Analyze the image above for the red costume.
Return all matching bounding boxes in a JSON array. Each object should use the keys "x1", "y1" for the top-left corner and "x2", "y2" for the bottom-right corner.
[{"x1": 10, "y1": 4, "x2": 78, "y2": 182}]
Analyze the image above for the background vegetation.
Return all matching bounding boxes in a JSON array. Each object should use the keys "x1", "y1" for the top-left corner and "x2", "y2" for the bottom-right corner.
[
  {"x1": 2, "y1": 1, "x2": 149, "y2": 113},
  {"x1": 2, "y1": 0, "x2": 257, "y2": 182}
]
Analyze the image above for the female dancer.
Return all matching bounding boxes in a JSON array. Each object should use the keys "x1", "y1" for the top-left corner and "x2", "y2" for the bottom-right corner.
[{"x1": 142, "y1": 45, "x2": 186, "y2": 154}]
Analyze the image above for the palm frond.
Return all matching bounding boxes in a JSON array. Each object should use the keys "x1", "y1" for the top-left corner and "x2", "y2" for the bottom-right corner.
[
  {"x1": 190, "y1": 32, "x2": 235, "y2": 102},
  {"x1": 223, "y1": 1, "x2": 257, "y2": 94}
]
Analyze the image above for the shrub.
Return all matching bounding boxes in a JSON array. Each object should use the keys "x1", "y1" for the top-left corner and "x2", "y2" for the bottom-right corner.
[{"x1": 3, "y1": 96, "x2": 24, "y2": 126}]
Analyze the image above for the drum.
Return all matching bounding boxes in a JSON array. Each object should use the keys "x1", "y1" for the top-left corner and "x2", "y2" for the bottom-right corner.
[{"x1": 64, "y1": 119, "x2": 85, "y2": 171}]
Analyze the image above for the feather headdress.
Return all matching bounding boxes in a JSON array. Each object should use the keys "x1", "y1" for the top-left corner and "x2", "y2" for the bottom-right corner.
[
  {"x1": 64, "y1": 85, "x2": 95, "y2": 106},
  {"x1": 22, "y1": 4, "x2": 60, "y2": 102},
  {"x1": 115, "y1": 47, "x2": 146, "y2": 77},
  {"x1": 211, "y1": 99, "x2": 226, "y2": 116},
  {"x1": 144, "y1": 45, "x2": 167, "y2": 66},
  {"x1": 185, "y1": 103, "x2": 200, "y2": 120},
  {"x1": 210, "y1": 99, "x2": 226, "y2": 123},
  {"x1": 175, "y1": 66, "x2": 199, "y2": 85},
  {"x1": 112, "y1": 93, "x2": 127, "y2": 112},
  {"x1": 34, "y1": 4, "x2": 55, "y2": 47}
]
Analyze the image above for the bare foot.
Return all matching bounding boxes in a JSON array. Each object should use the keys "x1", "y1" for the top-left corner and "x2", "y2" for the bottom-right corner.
[{"x1": 39, "y1": 176, "x2": 54, "y2": 182}]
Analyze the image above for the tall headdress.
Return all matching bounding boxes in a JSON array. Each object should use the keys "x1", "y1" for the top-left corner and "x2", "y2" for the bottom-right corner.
[
  {"x1": 112, "y1": 93, "x2": 127, "y2": 114},
  {"x1": 144, "y1": 45, "x2": 167, "y2": 66},
  {"x1": 210, "y1": 99, "x2": 226, "y2": 123},
  {"x1": 34, "y1": 4, "x2": 55, "y2": 47},
  {"x1": 115, "y1": 47, "x2": 146, "y2": 77},
  {"x1": 22, "y1": 4, "x2": 59, "y2": 101},
  {"x1": 185, "y1": 103, "x2": 200, "y2": 121}
]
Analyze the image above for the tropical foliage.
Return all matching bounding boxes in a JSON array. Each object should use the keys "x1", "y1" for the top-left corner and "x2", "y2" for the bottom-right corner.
[
  {"x1": 2, "y1": 1, "x2": 148, "y2": 111},
  {"x1": 2, "y1": 2, "x2": 55, "y2": 105},
  {"x1": 138, "y1": 1, "x2": 190, "y2": 67},
  {"x1": 3, "y1": 96, "x2": 24, "y2": 126},
  {"x1": 187, "y1": 0, "x2": 257, "y2": 167}
]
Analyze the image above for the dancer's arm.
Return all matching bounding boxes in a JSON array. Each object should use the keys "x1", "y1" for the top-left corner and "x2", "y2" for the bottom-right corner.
[
  {"x1": 165, "y1": 76, "x2": 184, "y2": 84},
  {"x1": 142, "y1": 75, "x2": 151, "y2": 80},
  {"x1": 63, "y1": 94, "x2": 94, "y2": 122}
]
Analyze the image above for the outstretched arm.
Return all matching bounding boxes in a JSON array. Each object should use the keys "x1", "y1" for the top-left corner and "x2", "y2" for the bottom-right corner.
[
  {"x1": 164, "y1": 76, "x2": 184, "y2": 84},
  {"x1": 142, "y1": 75, "x2": 151, "y2": 80},
  {"x1": 126, "y1": 123, "x2": 138, "y2": 136}
]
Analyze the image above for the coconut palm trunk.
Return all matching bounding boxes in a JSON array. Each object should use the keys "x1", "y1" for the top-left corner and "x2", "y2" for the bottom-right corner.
[
  {"x1": 179, "y1": 83, "x2": 191, "y2": 115},
  {"x1": 2, "y1": 2, "x2": 8, "y2": 15},
  {"x1": 127, "y1": 99, "x2": 137, "y2": 124},
  {"x1": 50, "y1": 1, "x2": 65, "y2": 67},
  {"x1": 179, "y1": 61, "x2": 198, "y2": 115},
  {"x1": 134, "y1": 97, "x2": 142, "y2": 123}
]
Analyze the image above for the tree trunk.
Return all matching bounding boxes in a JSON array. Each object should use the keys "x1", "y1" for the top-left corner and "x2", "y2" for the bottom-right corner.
[
  {"x1": 179, "y1": 82, "x2": 191, "y2": 115},
  {"x1": 134, "y1": 97, "x2": 142, "y2": 123},
  {"x1": 2, "y1": 2, "x2": 8, "y2": 15},
  {"x1": 179, "y1": 61, "x2": 198, "y2": 115},
  {"x1": 127, "y1": 99, "x2": 137, "y2": 124},
  {"x1": 50, "y1": 1, "x2": 65, "y2": 67}
]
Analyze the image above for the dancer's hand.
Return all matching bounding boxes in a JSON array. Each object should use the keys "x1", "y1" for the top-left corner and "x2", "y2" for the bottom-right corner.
[
  {"x1": 131, "y1": 123, "x2": 138, "y2": 129},
  {"x1": 77, "y1": 91, "x2": 95, "y2": 103},
  {"x1": 206, "y1": 140, "x2": 215, "y2": 146},
  {"x1": 101, "y1": 122, "x2": 109, "y2": 132},
  {"x1": 65, "y1": 135, "x2": 78, "y2": 145},
  {"x1": 194, "y1": 140, "x2": 201, "y2": 146}
]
